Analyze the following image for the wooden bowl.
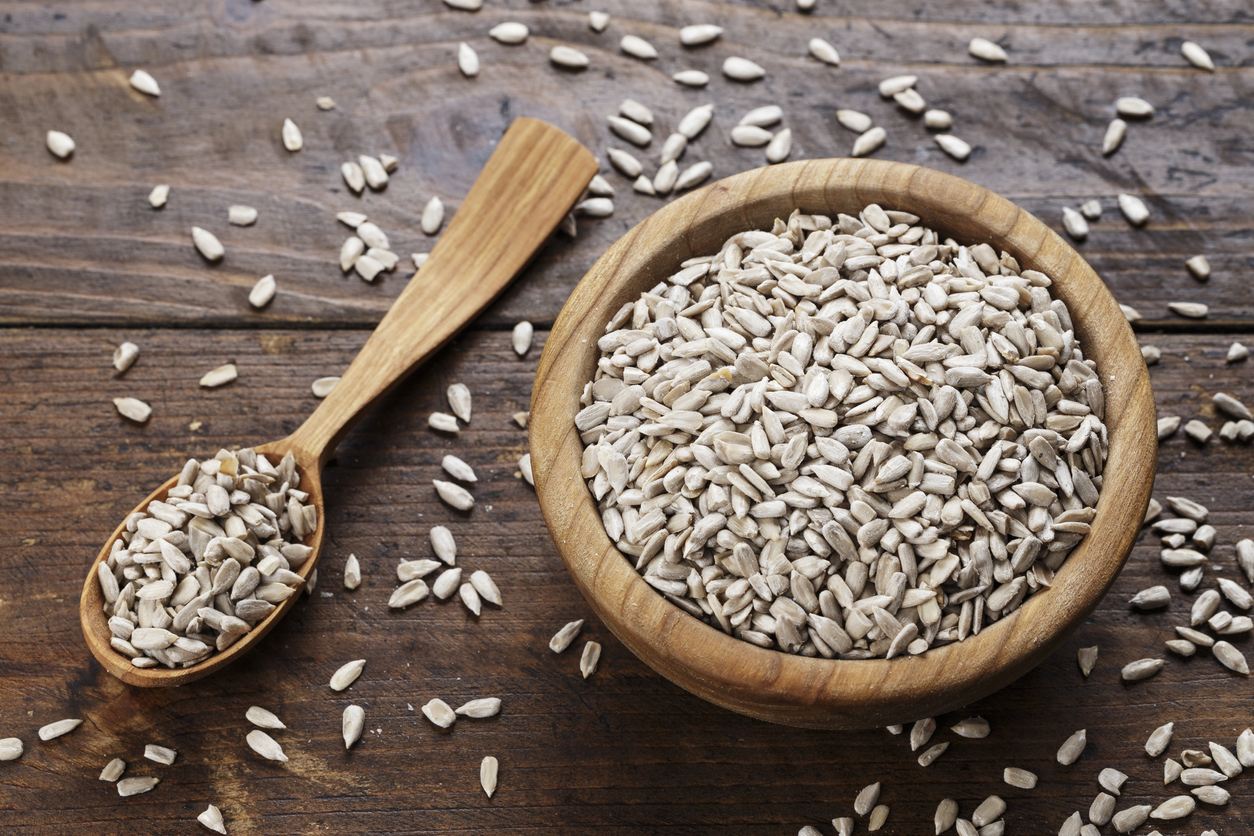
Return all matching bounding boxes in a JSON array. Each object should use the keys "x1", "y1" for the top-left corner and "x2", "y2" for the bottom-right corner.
[{"x1": 530, "y1": 158, "x2": 1156, "y2": 729}]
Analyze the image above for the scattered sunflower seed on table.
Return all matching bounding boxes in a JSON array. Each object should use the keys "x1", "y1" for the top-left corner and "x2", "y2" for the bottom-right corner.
[
  {"x1": 247, "y1": 730, "x2": 289, "y2": 762},
  {"x1": 0, "y1": 738, "x2": 23, "y2": 761},
  {"x1": 579, "y1": 206, "x2": 1108, "y2": 659},
  {"x1": 549, "y1": 619, "x2": 584, "y2": 653},
  {"x1": 99, "y1": 757, "x2": 125, "y2": 780},
  {"x1": 197, "y1": 804, "x2": 227, "y2": 834},
  {"x1": 246, "y1": 706, "x2": 285, "y2": 729}
]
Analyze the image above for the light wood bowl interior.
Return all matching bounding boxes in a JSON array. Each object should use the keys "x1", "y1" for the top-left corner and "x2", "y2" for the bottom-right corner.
[{"x1": 530, "y1": 158, "x2": 1157, "y2": 729}]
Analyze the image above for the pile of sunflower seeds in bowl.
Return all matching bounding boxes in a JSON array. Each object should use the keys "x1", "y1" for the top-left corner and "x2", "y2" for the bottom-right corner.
[
  {"x1": 576, "y1": 205, "x2": 1108, "y2": 660},
  {"x1": 96, "y1": 448, "x2": 314, "y2": 668}
]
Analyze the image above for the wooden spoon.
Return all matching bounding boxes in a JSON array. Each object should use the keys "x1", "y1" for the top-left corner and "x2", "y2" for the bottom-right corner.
[{"x1": 81, "y1": 118, "x2": 598, "y2": 687}]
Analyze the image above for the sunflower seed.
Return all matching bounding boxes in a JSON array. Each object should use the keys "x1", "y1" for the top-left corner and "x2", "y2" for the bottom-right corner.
[
  {"x1": 678, "y1": 104, "x2": 714, "y2": 139},
  {"x1": 1166, "y1": 639, "x2": 1196, "y2": 656},
  {"x1": 680, "y1": 24, "x2": 723, "y2": 45},
  {"x1": 550, "y1": 45, "x2": 590, "y2": 68},
  {"x1": 519, "y1": 453, "x2": 534, "y2": 486},
  {"x1": 1183, "y1": 254, "x2": 1211, "y2": 281},
  {"x1": 956, "y1": 819, "x2": 979, "y2": 836},
  {"x1": 489, "y1": 21, "x2": 529, "y2": 44},
  {"x1": 620, "y1": 35, "x2": 657, "y2": 60},
  {"x1": 246, "y1": 706, "x2": 285, "y2": 729},
  {"x1": 113, "y1": 342, "x2": 140, "y2": 374},
  {"x1": 442, "y1": 455, "x2": 477, "y2": 483},
  {"x1": 1057, "y1": 729, "x2": 1086, "y2": 765},
  {"x1": 37, "y1": 718, "x2": 83, "y2": 742},
  {"x1": 1238, "y1": 729, "x2": 1254, "y2": 767},
  {"x1": 607, "y1": 148, "x2": 643, "y2": 177},
  {"x1": 338, "y1": 704, "x2": 364, "y2": 750},
  {"x1": 762, "y1": 128, "x2": 793, "y2": 163},
  {"x1": 676, "y1": 161, "x2": 714, "y2": 190},
  {"x1": 1004, "y1": 767, "x2": 1037, "y2": 789},
  {"x1": 969, "y1": 37, "x2": 1008, "y2": 62},
  {"x1": 935, "y1": 134, "x2": 972, "y2": 161},
  {"x1": 1146, "y1": 722, "x2": 1174, "y2": 756},
  {"x1": 935, "y1": 799, "x2": 959, "y2": 834},
  {"x1": 342, "y1": 161, "x2": 366, "y2": 193},
  {"x1": 129, "y1": 69, "x2": 161, "y2": 96},
  {"x1": 443, "y1": 0, "x2": 481, "y2": 9},
  {"x1": 723, "y1": 56, "x2": 765, "y2": 81},
  {"x1": 434, "y1": 480, "x2": 474, "y2": 511},
  {"x1": 580, "y1": 640, "x2": 602, "y2": 678},
  {"x1": 1121, "y1": 303, "x2": 1142, "y2": 321},
  {"x1": 46, "y1": 130, "x2": 75, "y2": 158},
  {"x1": 577, "y1": 197, "x2": 615, "y2": 217},
  {"x1": 1192, "y1": 785, "x2": 1230, "y2": 805},
  {"x1": 1213, "y1": 640, "x2": 1249, "y2": 674},
  {"x1": 227, "y1": 205, "x2": 257, "y2": 227},
  {"x1": 509, "y1": 321, "x2": 534, "y2": 357},
  {"x1": 1130, "y1": 585, "x2": 1170, "y2": 610},
  {"x1": 281, "y1": 118, "x2": 303, "y2": 151},
  {"x1": 923, "y1": 109, "x2": 952, "y2": 130},
  {"x1": 330, "y1": 659, "x2": 366, "y2": 691},
  {"x1": 894, "y1": 88, "x2": 926, "y2": 113},
  {"x1": 248, "y1": 274, "x2": 277, "y2": 309},
  {"x1": 1208, "y1": 741, "x2": 1242, "y2": 777},
  {"x1": 480, "y1": 755, "x2": 499, "y2": 796},
  {"x1": 470, "y1": 570, "x2": 501, "y2": 606},
  {"x1": 1096, "y1": 767, "x2": 1126, "y2": 795},
  {"x1": 1182, "y1": 748, "x2": 1212, "y2": 767},
  {"x1": 117, "y1": 776, "x2": 160, "y2": 796},
  {"x1": 1181, "y1": 41, "x2": 1215, "y2": 71},
  {"x1": 199, "y1": 364, "x2": 237, "y2": 389},
  {"x1": 443, "y1": 383, "x2": 472, "y2": 423},
  {"x1": 1142, "y1": 345, "x2": 1161, "y2": 365},
  {"x1": 868, "y1": 805, "x2": 889, "y2": 831},
  {"x1": 589, "y1": 11, "x2": 609, "y2": 31},
  {"x1": 608, "y1": 115, "x2": 652, "y2": 147},
  {"x1": 455, "y1": 697, "x2": 501, "y2": 719},
  {"x1": 837, "y1": 109, "x2": 873, "y2": 133},
  {"x1": 356, "y1": 157, "x2": 387, "y2": 191},
  {"x1": 852, "y1": 126, "x2": 887, "y2": 157},
  {"x1": 1116, "y1": 96, "x2": 1155, "y2": 118},
  {"x1": 192, "y1": 227, "x2": 225, "y2": 261},
  {"x1": 197, "y1": 804, "x2": 226, "y2": 834},
  {"x1": 429, "y1": 412, "x2": 458, "y2": 433},
  {"x1": 809, "y1": 38, "x2": 840, "y2": 65},
  {"x1": 246, "y1": 730, "x2": 288, "y2": 762},
  {"x1": 1218, "y1": 577, "x2": 1253, "y2": 610},
  {"x1": 144, "y1": 744, "x2": 177, "y2": 765},
  {"x1": 354, "y1": 254, "x2": 385, "y2": 282},
  {"x1": 382, "y1": 154, "x2": 399, "y2": 171},
  {"x1": 587, "y1": 174, "x2": 615, "y2": 197},
  {"x1": 412, "y1": 253, "x2": 429, "y2": 270},
  {"x1": 422, "y1": 196, "x2": 445, "y2": 234},
  {"x1": 433, "y1": 567, "x2": 462, "y2": 599},
  {"x1": 952, "y1": 717, "x2": 990, "y2": 738},
  {"x1": 340, "y1": 553, "x2": 361, "y2": 590},
  {"x1": 1181, "y1": 767, "x2": 1227, "y2": 786},
  {"x1": 972, "y1": 796, "x2": 1005, "y2": 827},
  {"x1": 652, "y1": 161, "x2": 678, "y2": 195},
  {"x1": 854, "y1": 782, "x2": 881, "y2": 816},
  {"x1": 907, "y1": 718, "x2": 935, "y2": 751},
  {"x1": 1117, "y1": 194, "x2": 1149, "y2": 226},
  {"x1": 1164, "y1": 757, "x2": 1183, "y2": 783},
  {"x1": 918, "y1": 742, "x2": 949, "y2": 766},
  {"x1": 398, "y1": 559, "x2": 440, "y2": 582},
  {"x1": 672, "y1": 70, "x2": 710, "y2": 87},
  {"x1": 1101, "y1": 119, "x2": 1127, "y2": 155},
  {"x1": 456, "y1": 42, "x2": 480, "y2": 77},
  {"x1": 422, "y1": 698, "x2": 456, "y2": 728},
  {"x1": 1111, "y1": 805, "x2": 1150, "y2": 833},
  {"x1": 99, "y1": 756, "x2": 124, "y2": 779},
  {"x1": 389, "y1": 578, "x2": 429, "y2": 608},
  {"x1": 799, "y1": 828, "x2": 823, "y2": 836},
  {"x1": 339, "y1": 236, "x2": 364, "y2": 272},
  {"x1": 550, "y1": 619, "x2": 584, "y2": 653},
  {"x1": 312, "y1": 376, "x2": 339, "y2": 398},
  {"x1": 1062, "y1": 207, "x2": 1089, "y2": 240},
  {"x1": 148, "y1": 184, "x2": 169, "y2": 208}
]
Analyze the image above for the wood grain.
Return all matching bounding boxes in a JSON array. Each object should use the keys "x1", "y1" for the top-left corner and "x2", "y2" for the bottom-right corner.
[
  {"x1": 1, "y1": 2, "x2": 1251, "y2": 327},
  {"x1": 2, "y1": 327, "x2": 1252, "y2": 832}
]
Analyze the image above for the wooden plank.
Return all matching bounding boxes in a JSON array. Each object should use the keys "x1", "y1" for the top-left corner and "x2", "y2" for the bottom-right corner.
[
  {"x1": 2, "y1": 326, "x2": 1253, "y2": 832},
  {"x1": 1, "y1": 2, "x2": 1251, "y2": 327}
]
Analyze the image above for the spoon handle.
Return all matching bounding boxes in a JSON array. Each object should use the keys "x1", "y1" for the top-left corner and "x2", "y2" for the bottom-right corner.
[{"x1": 286, "y1": 118, "x2": 597, "y2": 466}]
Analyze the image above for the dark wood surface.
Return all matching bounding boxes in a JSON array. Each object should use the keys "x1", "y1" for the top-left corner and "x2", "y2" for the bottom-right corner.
[{"x1": 2, "y1": 1, "x2": 1253, "y2": 833}]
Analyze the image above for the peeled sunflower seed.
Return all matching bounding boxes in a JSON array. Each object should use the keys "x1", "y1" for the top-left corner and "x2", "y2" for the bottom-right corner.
[
  {"x1": 660, "y1": 134, "x2": 687, "y2": 165},
  {"x1": 607, "y1": 148, "x2": 643, "y2": 177},
  {"x1": 281, "y1": 118, "x2": 303, "y2": 151},
  {"x1": 228, "y1": 205, "x2": 257, "y2": 226},
  {"x1": 246, "y1": 730, "x2": 288, "y2": 762},
  {"x1": 117, "y1": 776, "x2": 160, "y2": 796},
  {"x1": 149, "y1": 184, "x2": 169, "y2": 208},
  {"x1": 549, "y1": 619, "x2": 584, "y2": 653},
  {"x1": 330, "y1": 659, "x2": 366, "y2": 691},
  {"x1": 398, "y1": 559, "x2": 440, "y2": 582},
  {"x1": 1057, "y1": 729, "x2": 1087, "y2": 765},
  {"x1": 512, "y1": 321, "x2": 533, "y2": 356},
  {"x1": 1213, "y1": 640, "x2": 1249, "y2": 674},
  {"x1": 1116, "y1": 96, "x2": 1155, "y2": 118},
  {"x1": 340, "y1": 236, "x2": 364, "y2": 272},
  {"x1": 917, "y1": 742, "x2": 949, "y2": 767},
  {"x1": 672, "y1": 70, "x2": 710, "y2": 87},
  {"x1": 0, "y1": 738, "x2": 23, "y2": 761},
  {"x1": 854, "y1": 782, "x2": 880, "y2": 816},
  {"x1": 1062, "y1": 207, "x2": 1089, "y2": 240},
  {"x1": 311, "y1": 377, "x2": 339, "y2": 398},
  {"x1": 731, "y1": 125, "x2": 772, "y2": 147},
  {"x1": 1180, "y1": 767, "x2": 1228, "y2": 786},
  {"x1": 129, "y1": 69, "x2": 161, "y2": 96},
  {"x1": 422, "y1": 196, "x2": 445, "y2": 235},
  {"x1": 924, "y1": 109, "x2": 952, "y2": 130},
  {"x1": 434, "y1": 480, "x2": 474, "y2": 511},
  {"x1": 456, "y1": 698, "x2": 501, "y2": 718},
  {"x1": 1192, "y1": 785, "x2": 1230, "y2": 805},
  {"x1": 246, "y1": 706, "x2": 285, "y2": 729},
  {"x1": 430, "y1": 526, "x2": 457, "y2": 565},
  {"x1": 722, "y1": 56, "x2": 765, "y2": 81},
  {"x1": 587, "y1": 174, "x2": 615, "y2": 196},
  {"x1": 1209, "y1": 741, "x2": 1242, "y2": 777},
  {"x1": 1181, "y1": 41, "x2": 1215, "y2": 71},
  {"x1": 113, "y1": 342, "x2": 139, "y2": 373},
  {"x1": 447, "y1": 383, "x2": 472, "y2": 422},
  {"x1": 935, "y1": 134, "x2": 972, "y2": 161},
  {"x1": 443, "y1": 0, "x2": 481, "y2": 9},
  {"x1": 192, "y1": 227, "x2": 225, "y2": 261},
  {"x1": 934, "y1": 800, "x2": 958, "y2": 834},
  {"x1": 200, "y1": 364, "x2": 238, "y2": 389},
  {"x1": 968, "y1": 37, "x2": 1008, "y2": 62},
  {"x1": 589, "y1": 11, "x2": 609, "y2": 31},
  {"x1": 680, "y1": 24, "x2": 723, "y2": 45},
  {"x1": 580, "y1": 640, "x2": 602, "y2": 678},
  {"x1": 442, "y1": 455, "x2": 477, "y2": 483},
  {"x1": 144, "y1": 744, "x2": 177, "y2": 765},
  {"x1": 359, "y1": 157, "x2": 388, "y2": 190},
  {"x1": 422, "y1": 698, "x2": 456, "y2": 728},
  {"x1": 576, "y1": 197, "x2": 615, "y2": 217},
  {"x1": 809, "y1": 38, "x2": 840, "y2": 65},
  {"x1": 620, "y1": 35, "x2": 657, "y2": 60},
  {"x1": 652, "y1": 162, "x2": 678, "y2": 195},
  {"x1": 1146, "y1": 722, "x2": 1174, "y2": 756},
  {"x1": 342, "y1": 705, "x2": 364, "y2": 750},
  {"x1": 837, "y1": 110, "x2": 873, "y2": 133},
  {"x1": 1098, "y1": 767, "x2": 1127, "y2": 795},
  {"x1": 46, "y1": 130, "x2": 75, "y2": 158},
  {"x1": 1185, "y1": 254, "x2": 1211, "y2": 280},
  {"x1": 1103, "y1": 119, "x2": 1127, "y2": 155},
  {"x1": 470, "y1": 570, "x2": 502, "y2": 606},
  {"x1": 489, "y1": 22, "x2": 529, "y2": 44},
  {"x1": 1004, "y1": 767, "x2": 1037, "y2": 789},
  {"x1": 1165, "y1": 757, "x2": 1183, "y2": 783},
  {"x1": 675, "y1": 161, "x2": 713, "y2": 190},
  {"x1": 389, "y1": 578, "x2": 429, "y2": 608},
  {"x1": 457, "y1": 42, "x2": 479, "y2": 77},
  {"x1": 114, "y1": 396, "x2": 152, "y2": 423},
  {"x1": 432, "y1": 568, "x2": 462, "y2": 600},
  {"x1": 971, "y1": 796, "x2": 1005, "y2": 827},
  {"x1": 852, "y1": 127, "x2": 887, "y2": 157},
  {"x1": 343, "y1": 553, "x2": 361, "y2": 590},
  {"x1": 519, "y1": 454, "x2": 533, "y2": 486},
  {"x1": 317, "y1": 96, "x2": 336, "y2": 110},
  {"x1": 952, "y1": 717, "x2": 990, "y2": 738},
  {"x1": 354, "y1": 255, "x2": 385, "y2": 282},
  {"x1": 1117, "y1": 193, "x2": 1149, "y2": 226},
  {"x1": 197, "y1": 804, "x2": 227, "y2": 834},
  {"x1": 550, "y1": 45, "x2": 590, "y2": 69},
  {"x1": 678, "y1": 104, "x2": 714, "y2": 140},
  {"x1": 868, "y1": 805, "x2": 889, "y2": 831},
  {"x1": 1130, "y1": 585, "x2": 1170, "y2": 609},
  {"x1": 341, "y1": 161, "x2": 365, "y2": 193},
  {"x1": 249, "y1": 274, "x2": 276, "y2": 309},
  {"x1": 481, "y1": 755, "x2": 499, "y2": 797},
  {"x1": 99, "y1": 756, "x2": 124, "y2": 779},
  {"x1": 894, "y1": 88, "x2": 927, "y2": 114},
  {"x1": 1110, "y1": 805, "x2": 1150, "y2": 834}
]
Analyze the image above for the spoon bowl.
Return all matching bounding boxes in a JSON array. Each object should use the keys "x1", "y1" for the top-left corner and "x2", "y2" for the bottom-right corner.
[
  {"x1": 530, "y1": 157, "x2": 1157, "y2": 728},
  {"x1": 81, "y1": 118, "x2": 598, "y2": 686}
]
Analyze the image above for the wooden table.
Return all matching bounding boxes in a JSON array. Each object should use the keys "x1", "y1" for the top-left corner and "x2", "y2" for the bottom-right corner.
[{"x1": 2, "y1": 1, "x2": 1251, "y2": 832}]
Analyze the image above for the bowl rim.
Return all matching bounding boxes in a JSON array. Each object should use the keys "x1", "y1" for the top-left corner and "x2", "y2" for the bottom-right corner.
[{"x1": 530, "y1": 157, "x2": 1156, "y2": 728}]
